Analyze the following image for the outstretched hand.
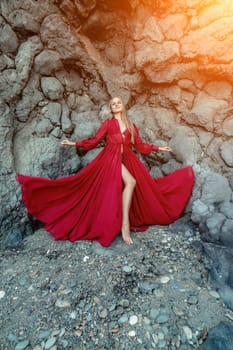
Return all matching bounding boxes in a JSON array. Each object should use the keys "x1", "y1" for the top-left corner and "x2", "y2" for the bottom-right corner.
[
  {"x1": 159, "y1": 146, "x2": 173, "y2": 152},
  {"x1": 61, "y1": 140, "x2": 75, "y2": 147}
]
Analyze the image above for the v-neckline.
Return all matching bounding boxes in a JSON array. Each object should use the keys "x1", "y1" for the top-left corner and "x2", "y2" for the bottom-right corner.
[{"x1": 115, "y1": 118, "x2": 127, "y2": 135}]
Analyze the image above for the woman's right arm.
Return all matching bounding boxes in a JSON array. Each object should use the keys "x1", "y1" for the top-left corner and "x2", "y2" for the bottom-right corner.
[{"x1": 61, "y1": 119, "x2": 109, "y2": 151}]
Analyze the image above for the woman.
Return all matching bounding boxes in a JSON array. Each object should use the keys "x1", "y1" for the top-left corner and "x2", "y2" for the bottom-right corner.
[{"x1": 16, "y1": 97, "x2": 194, "y2": 246}]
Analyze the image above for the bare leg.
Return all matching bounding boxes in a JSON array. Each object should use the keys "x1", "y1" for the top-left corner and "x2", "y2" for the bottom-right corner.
[{"x1": 121, "y1": 164, "x2": 136, "y2": 245}]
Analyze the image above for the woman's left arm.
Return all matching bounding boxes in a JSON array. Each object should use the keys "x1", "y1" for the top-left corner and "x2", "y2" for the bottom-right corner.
[{"x1": 133, "y1": 125, "x2": 172, "y2": 155}]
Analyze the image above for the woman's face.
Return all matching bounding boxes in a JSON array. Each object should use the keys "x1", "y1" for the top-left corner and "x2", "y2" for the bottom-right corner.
[{"x1": 110, "y1": 97, "x2": 123, "y2": 114}]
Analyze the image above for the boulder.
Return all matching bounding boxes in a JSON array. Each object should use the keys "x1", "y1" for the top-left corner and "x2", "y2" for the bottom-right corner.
[
  {"x1": 0, "y1": 15, "x2": 19, "y2": 53},
  {"x1": 35, "y1": 50, "x2": 63, "y2": 75},
  {"x1": 200, "y1": 171, "x2": 232, "y2": 205},
  {"x1": 191, "y1": 92, "x2": 228, "y2": 132},
  {"x1": 198, "y1": 321, "x2": 233, "y2": 350},
  {"x1": 41, "y1": 77, "x2": 64, "y2": 101},
  {"x1": 159, "y1": 13, "x2": 188, "y2": 40},
  {"x1": 169, "y1": 126, "x2": 201, "y2": 165},
  {"x1": 220, "y1": 139, "x2": 233, "y2": 167}
]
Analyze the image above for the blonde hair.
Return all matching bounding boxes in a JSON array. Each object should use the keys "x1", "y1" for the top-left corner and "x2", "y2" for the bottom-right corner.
[{"x1": 109, "y1": 97, "x2": 135, "y2": 144}]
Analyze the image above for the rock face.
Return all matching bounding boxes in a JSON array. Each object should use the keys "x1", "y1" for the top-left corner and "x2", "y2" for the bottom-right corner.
[{"x1": 1, "y1": 0, "x2": 233, "y2": 313}]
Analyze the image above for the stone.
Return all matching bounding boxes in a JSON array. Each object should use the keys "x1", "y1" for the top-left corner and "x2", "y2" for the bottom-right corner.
[
  {"x1": 201, "y1": 171, "x2": 232, "y2": 206},
  {"x1": 61, "y1": 104, "x2": 74, "y2": 134},
  {"x1": 128, "y1": 330, "x2": 136, "y2": 337},
  {"x1": 122, "y1": 266, "x2": 133, "y2": 273},
  {"x1": 203, "y1": 80, "x2": 232, "y2": 101},
  {"x1": 187, "y1": 295, "x2": 198, "y2": 305},
  {"x1": 150, "y1": 308, "x2": 160, "y2": 320},
  {"x1": 56, "y1": 70, "x2": 83, "y2": 93},
  {"x1": 118, "y1": 299, "x2": 130, "y2": 308},
  {"x1": 15, "y1": 340, "x2": 30, "y2": 350},
  {"x1": 181, "y1": 17, "x2": 233, "y2": 63},
  {"x1": 182, "y1": 326, "x2": 192, "y2": 341},
  {"x1": 156, "y1": 314, "x2": 169, "y2": 324},
  {"x1": 135, "y1": 40, "x2": 180, "y2": 72},
  {"x1": 219, "y1": 202, "x2": 233, "y2": 220},
  {"x1": 140, "y1": 17, "x2": 164, "y2": 43},
  {"x1": 35, "y1": 50, "x2": 63, "y2": 75},
  {"x1": 160, "y1": 276, "x2": 170, "y2": 284},
  {"x1": 0, "y1": 16, "x2": 19, "y2": 53},
  {"x1": 220, "y1": 219, "x2": 233, "y2": 248},
  {"x1": 190, "y1": 92, "x2": 228, "y2": 132},
  {"x1": 222, "y1": 117, "x2": 233, "y2": 137},
  {"x1": 198, "y1": 321, "x2": 233, "y2": 350},
  {"x1": 8, "y1": 9, "x2": 40, "y2": 33},
  {"x1": 16, "y1": 73, "x2": 43, "y2": 122},
  {"x1": 205, "y1": 213, "x2": 226, "y2": 241},
  {"x1": 15, "y1": 36, "x2": 43, "y2": 83},
  {"x1": 44, "y1": 337, "x2": 56, "y2": 350},
  {"x1": 40, "y1": 14, "x2": 88, "y2": 61},
  {"x1": 0, "y1": 290, "x2": 5, "y2": 299},
  {"x1": 159, "y1": 14, "x2": 188, "y2": 40},
  {"x1": 98, "y1": 308, "x2": 108, "y2": 318},
  {"x1": 147, "y1": 62, "x2": 198, "y2": 84},
  {"x1": 55, "y1": 299, "x2": 71, "y2": 308},
  {"x1": 220, "y1": 139, "x2": 233, "y2": 167},
  {"x1": 118, "y1": 314, "x2": 128, "y2": 324},
  {"x1": 38, "y1": 330, "x2": 51, "y2": 340},
  {"x1": 169, "y1": 125, "x2": 201, "y2": 165},
  {"x1": 209, "y1": 290, "x2": 220, "y2": 299},
  {"x1": 129, "y1": 315, "x2": 138, "y2": 325},
  {"x1": 41, "y1": 77, "x2": 64, "y2": 101}
]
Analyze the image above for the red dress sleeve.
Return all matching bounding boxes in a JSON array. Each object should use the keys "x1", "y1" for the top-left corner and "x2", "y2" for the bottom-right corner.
[
  {"x1": 75, "y1": 119, "x2": 109, "y2": 151},
  {"x1": 133, "y1": 124, "x2": 159, "y2": 155}
]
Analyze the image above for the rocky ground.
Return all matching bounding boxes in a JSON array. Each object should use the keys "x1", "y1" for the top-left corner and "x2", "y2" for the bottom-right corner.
[{"x1": 0, "y1": 226, "x2": 233, "y2": 350}]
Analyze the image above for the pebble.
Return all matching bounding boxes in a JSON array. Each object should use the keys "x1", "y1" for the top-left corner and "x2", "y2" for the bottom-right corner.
[
  {"x1": 98, "y1": 308, "x2": 108, "y2": 318},
  {"x1": 150, "y1": 308, "x2": 160, "y2": 320},
  {"x1": 44, "y1": 337, "x2": 56, "y2": 349},
  {"x1": 55, "y1": 299, "x2": 71, "y2": 308},
  {"x1": 70, "y1": 311, "x2": 77, "y2": 319},
  {"x1": 18, "y1": 277, "x2": 27, "y2": 287},
  {"x1": 160, "y1": 276, "x2": 170, "y2": 284},
  {"x1": 118, "y1": 314, "x2": 128, "y2": 324},
  {"x1": 156, "y1": 314, "x2": 169, "y2": 324},
  {"x1": 37, "y1": 330, "x2": 51, "y2": 340},
  {"x1": 187, "y1": 295, "x2": 198, "y2": 305},
  {"x1": 0, "y1": 290, "x2": 5, "y2": 299},
  {"x1": 15, "y1": 340, "x2": 29, "y2": 350},
  {"x1": 209, "y1": 290, "x2": 220, "y2": 299},
  {"x1": 8, "y1": 333, "x2": 18, "y2": 342},
  {"x1": 158, "y1": 339, "x2": 166, "y2": 348},
  {"x1": 128, "y1": 330, "x2": 136, "y2": 337},
  {"x1": 61, "y1": 340, "x2": 69, "y2": 348},
  {"x1": 172, "y1": 306, "x2": 185, "y2": 316},
  {"x1": 158, "y1": 332, "x2": 165, "y2": 340},
  {"x1": 59, "y1": 328, "x2": 66, "y2": 337},
  {"x1": 122, "y1": 265, "x2": 132, "y2": 273},
  {"x1": 129, "y1": 315, "x2": 138, "y2": 325},
  {"x1": 118, "y1": 299, "x2": 130, "y2": 307},
  {"x1": 182, "y1": 326, "x2": 193, "y2": 341},
  {"x1": 152, "y1": 334, "x2": 158, "y2": 344}
]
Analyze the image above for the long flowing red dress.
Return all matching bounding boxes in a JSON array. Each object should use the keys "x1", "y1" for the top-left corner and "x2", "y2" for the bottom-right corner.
[{"x1": 16, "y1": 118, "x2": 194, "y2": 247}]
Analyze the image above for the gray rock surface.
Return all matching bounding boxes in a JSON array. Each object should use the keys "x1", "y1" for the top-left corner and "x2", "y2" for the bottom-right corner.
[
  {"x1": 198, "y1": 321, "x2": 233, "y2": 350},
  {"x1": 0, "y1": 226, "x2": 232, "y2": 350}
]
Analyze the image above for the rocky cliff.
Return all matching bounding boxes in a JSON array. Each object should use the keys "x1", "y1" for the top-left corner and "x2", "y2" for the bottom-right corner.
[{"x1": 1, "y1": 0, "x2": 233, "y2": 310}]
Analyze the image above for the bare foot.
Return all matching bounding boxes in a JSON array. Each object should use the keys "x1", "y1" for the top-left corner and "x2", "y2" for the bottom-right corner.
[{"x1": 121, "y1": 224, "x2": 133, "y2": 245}]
